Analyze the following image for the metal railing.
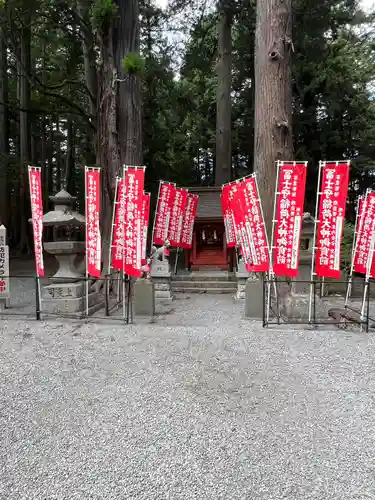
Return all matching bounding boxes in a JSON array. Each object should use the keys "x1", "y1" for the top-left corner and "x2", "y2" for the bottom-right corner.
[{"x1": 262, "y1": 277, "x2": 371, "y2": 332}]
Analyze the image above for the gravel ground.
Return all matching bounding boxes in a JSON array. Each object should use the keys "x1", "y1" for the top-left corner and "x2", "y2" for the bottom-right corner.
[{"x1": 1, "y1": 289, "x2": 375, "y2": 500}]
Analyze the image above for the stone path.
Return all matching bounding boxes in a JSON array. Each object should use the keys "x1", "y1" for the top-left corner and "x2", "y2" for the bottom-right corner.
[{"x1": 1, "y1": 293, "x2": 375, "y2": 499}]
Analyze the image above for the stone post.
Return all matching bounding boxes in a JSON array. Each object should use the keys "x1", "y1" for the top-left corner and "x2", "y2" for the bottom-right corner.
[
  {"x1": 133, "y1": 278, "x2": 155, "y2": 317},
  {"x1": 0, "y1": 225, "x2": 10, "y2": 310},
  {"x1": 244, "y1": 274, "x2": 264, "y2": 319},
  {"x1": 150, "y1": 247, "x2": 173, "y2": 303},
  {"x1": 235, "y1": 258, "x2": 249, "y2": 300}
]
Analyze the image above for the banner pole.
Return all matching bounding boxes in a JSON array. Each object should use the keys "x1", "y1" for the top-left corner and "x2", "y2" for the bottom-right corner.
[
  {"x1": 151, "y1": 180, "x2": 162, "y2": 248},
  {"x1": 28, "y1": 165, "x2": 43, "y2": 319},
  {"x1": 360, "y1": 228, "x2": 375, "y2": 329},
  {"x1": 108, "y1": 177, "x2": 120, "y2": 278},
  {"x1": 106, "y1": 176, "x2": 120, "y2": 315},
  {"x1": 122, "y1": 165, "x2": 127, "y2": 321},
  {"x1": 266, "y1": 160, "x2": 281, "y2": 323},
  {"x1": 253, "y1": 173, "x2": 277, "y2": 305},
  {"x1": 174, "y1": 247, "x2": 179, "y2": 275},
  {"x1": 345, "y1": 194, "x2": 364, "y2": 307},
  {"x1": 84, "y1": 166, "x2": 89, "y2": 317},
  {"x1": 308, "y1": 160, "x2": 323, "y2": 324}
]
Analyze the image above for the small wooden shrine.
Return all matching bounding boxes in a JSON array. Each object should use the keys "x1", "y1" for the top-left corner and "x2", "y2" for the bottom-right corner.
[{"x1": 183, "y1": 187, "x2": 234, "y2": 271}]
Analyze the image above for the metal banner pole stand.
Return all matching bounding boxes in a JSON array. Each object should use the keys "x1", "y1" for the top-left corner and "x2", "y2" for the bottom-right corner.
[
  {"x1": 267, "y1": 161, "x2": 281, "y2": 324},
  {"x1": 174, "y1": 248, "x2": 179, "y2": 275},
  {"x1": 345, "y1": 194, "x2": 364, "y2": 307},
  {"x1": 122, "y1": 271, "x2": 126, "y2": 321},
  {"x1": 253, "y1": 173, "x2": 278, "y2": 320},
  {"x1": 308, "y1": 160, "x2": 323, "y2": 324},
  {"x1": 35, "y1": 276, "x2": 41, "y2": 321}
]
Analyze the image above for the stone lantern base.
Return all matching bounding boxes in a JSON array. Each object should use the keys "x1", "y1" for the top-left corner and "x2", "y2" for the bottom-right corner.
[{"x1": 42, "y1": 281, "x2": 104, "y2": 316}]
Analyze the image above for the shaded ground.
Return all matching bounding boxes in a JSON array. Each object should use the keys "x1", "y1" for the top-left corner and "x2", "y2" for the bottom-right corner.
[{"x1": 1, "y1": 292, "x2": 375, "y2": 499}]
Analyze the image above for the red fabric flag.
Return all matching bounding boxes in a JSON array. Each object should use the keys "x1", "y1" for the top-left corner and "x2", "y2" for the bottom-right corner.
[
  {"x1": 111, "y1": 178, "x2": 126, "y2": 271},
  {"x1": 353, "y1": 196, "x2": 367, "y2": 275},
  {"x1": 85, "y1": 168, "x2": 101, "y2": 278},
  {"x1": 273, "y1": 162, "x2": 307, "y2": 277},
  {"x1": 221, "y1": 184, "x2": 237, "y2": 248},
  {"x1": 180, "y1": 194, "x2": 199, "y2": 249},
  {"x1": 315, "y1": 161, "x2": 350, "y2": 278},
  {"x1": 28, "y1": 167, "x2": 45, "y2": 277},
  {"x1": 241, "y1": 176, "x2": 270, "y2": 273},
  {"x1": 168, "y1": 188, "x2": 189, "y2": 247},
  {"x1": 141, "y1": 192, "x2": 151, "y2": 264},
  {"x1": 124, "y1": 167, "x2": 145, "y2": 278},
  {"x1": 231, "y1": 182, "x2": 253, "y2": 269},
  {"x1": 353, "y1": 193, "x2": 375, "y2": 276},
  {"x1": 153, "y1": 182, "x2": 176, "y2": 246}
]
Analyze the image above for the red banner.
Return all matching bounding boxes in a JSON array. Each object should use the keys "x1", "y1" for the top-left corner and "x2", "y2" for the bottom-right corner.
[
  {"x1": 353, "y1": 193, "x2": 375, "y2": 276},
  {"x1": 141, "y1": 192, "x2": 151, "y2": 263},
  {"x1": 168, "y1": 188, "x2": 188, "y2": 247},
  {"x1": 28, "y1": 167, "x2": 44, "y2": 277},
  {"x1": 85, "y1": 168, "x2": 101, "y2": 278},
  {"x1": 273, "y1": 163, "x2": 307, "y2": 277},
  {"x1": 315, "y1": 162, "x2": 350, "y2": 278},
  {"x1": 111, "y1": 178, "x2": 126, "y2": 271},
  {"x1": 124, "y1": 167, "x2": 145, "y2": 277},
  {"x1": 231, "y1": 182, "x2": 253, "y2": 268},
  {"x1": 227, "y1": 183, "x2": 241, "y2": 247},
  {"x1": 241, "y1": 176, "x2": 270, "y2": 273},
  {"x1": 153, "y1": 182, "x2": 176, "y2": 245},
  {"x1": 221, "y1": 184, "x2": 236, "y2": 248},
  {"x1": 180, "y1": 194, "x2": 199, "y2": 248}
]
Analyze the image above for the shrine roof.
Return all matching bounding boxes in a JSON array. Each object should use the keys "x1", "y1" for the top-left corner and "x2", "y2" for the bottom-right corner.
[{"x1": 186, "y1": 186, "x2": 222, "y2": 219}]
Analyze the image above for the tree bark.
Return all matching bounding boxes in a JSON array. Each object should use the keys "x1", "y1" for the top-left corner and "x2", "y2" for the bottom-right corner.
[
  {"x1": 77, "y1": 0, "x2": 97, "y2": 123},
  {"x1": 253, "y1": 0, "x2": 293, "y2": 234},
  {"x1": 55, "y1": 116, "x2": 61, "y2": 192},
  {"x1": 64, "y1": 116, "x2": 75, "y2": 193},
  {"x1": 113, "y1": 0, "x2": 143, "y2": 166},
  {"x1": 0, "y1": 30, "x2": 8, "y2": 226},
  {"x1": 96, "y1": 17, "x2": 121, "y2": 273},
  {"x1": 18, "y1": 14, "x2": 31, "y2": 252},
  {"x1": 215, "y1": 6, "x2": 232, "y2": 186}
]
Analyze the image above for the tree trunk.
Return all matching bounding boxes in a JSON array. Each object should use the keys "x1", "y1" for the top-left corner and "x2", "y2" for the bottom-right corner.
[
  {"x1": 46, "y1": 117, "x2": 54, "y2": 206},
  {"x1": 114, "y1": 0, "x2": 143, "y2": 166},
  {"x1": 0, "y1": 30, "x2": 8, "y2": 226},
  {"x1": 253, "y1": 0, "x2": 293, "y2": 234},
  {"x1": 215, "y1": 6, "x2": 232, "y2": 186},
  {"x1": 64, "y1": 117, "x2": 75, "y2": 193},
  {"x1": 55, "y1": 116, "x2": 61, "y2": 191},
  {"x1": 18, "y1": 15, "x2": 31, "y2": 252},
  {"x1": 96, "y1": 18, "x2": 121, "y2": 273},
  {"x1": 77, "y1": 0, "x2": 97, "y2": 122}
]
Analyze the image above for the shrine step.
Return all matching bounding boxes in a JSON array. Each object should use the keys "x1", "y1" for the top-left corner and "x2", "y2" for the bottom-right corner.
[
  {"x1": 171, "y1": 280, "x2": 235, "y2": 289},
  {"x1": 171, "y1": 286, "x2": 237, "y2": 294},
  {"x1": 173, "y1": 272, "x2": 236, "y2": 282}
]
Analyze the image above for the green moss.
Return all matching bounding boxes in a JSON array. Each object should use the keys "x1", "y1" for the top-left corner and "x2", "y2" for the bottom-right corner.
[
  {"x1": 91, "y1": 0, "x2": 118, "y2": 29},
  {"x1": 122, "y1": 52, "x2": 145, "y2": 76}
]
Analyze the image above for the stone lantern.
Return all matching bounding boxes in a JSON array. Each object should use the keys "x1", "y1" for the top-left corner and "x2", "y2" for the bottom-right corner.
[
  {"x1": 41, "y1": 189, "x2": 101, "y2": 315},
  {"x1": 42, "y1": 189, "x2": 85, "y2": 282}
]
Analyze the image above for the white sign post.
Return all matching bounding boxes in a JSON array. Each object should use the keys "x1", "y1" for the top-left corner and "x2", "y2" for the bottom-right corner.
[{"x1": 0, "y1": 224, "x2": 10, "y2": 310}]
